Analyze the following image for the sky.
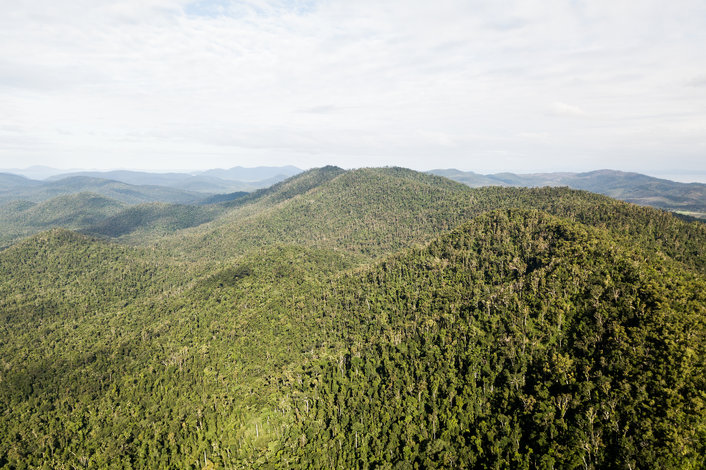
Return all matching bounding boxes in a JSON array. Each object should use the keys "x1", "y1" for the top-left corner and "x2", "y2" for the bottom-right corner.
[{"x1": 1, "y1": 0, "x2": 705, "y2": 177}]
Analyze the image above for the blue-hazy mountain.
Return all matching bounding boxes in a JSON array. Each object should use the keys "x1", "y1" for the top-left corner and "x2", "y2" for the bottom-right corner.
[
  {"x1": 199, "y1": 165, "x2": 302, "y2": 181},
  {"x1": 0, "y1": 175, "x2": 206, "y2": 205},
  {"x1": 42, "y1": 169, "x2": 301, "y2": 193},
  {"x1": 429, "y1": 168, "x2": 706, "y2": 217}
]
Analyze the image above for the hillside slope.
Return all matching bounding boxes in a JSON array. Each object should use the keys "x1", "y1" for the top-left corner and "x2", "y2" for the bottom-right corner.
[
  {"x1": 274, "y1": 210, "x2": 706, "y2": 468},
  {"x1": 85, "y1": 202, "x2": 225, "y2": 239},
  {"x1": 166, "y1": 167, "x2": 473, "y2": 259},
  {"x1": 0, "y1": 172, "x2": 42, "y2": 191},
  {"x1": 44, "y1": 170, "x2": 291, "y2": 193}
]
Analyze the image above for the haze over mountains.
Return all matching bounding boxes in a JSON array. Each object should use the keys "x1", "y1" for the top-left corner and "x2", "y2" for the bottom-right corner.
[
  {"x1": 3, "y1": 165, "x2": 704, "y2": 214},
  {"x1": 0, "y1": 165, "x2": 303, "y2": 197},
  {"x1": 430, "y1": 169, "x2": 706, "y2": 217}
]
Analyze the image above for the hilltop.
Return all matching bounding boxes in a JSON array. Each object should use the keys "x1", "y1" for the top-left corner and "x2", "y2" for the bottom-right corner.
[
  {"x1": 160, "y1": 167, "x2": 477, "y2": 260},
  {"x1": 1, "y1": 166, "x2": 704, "y2": 249}
]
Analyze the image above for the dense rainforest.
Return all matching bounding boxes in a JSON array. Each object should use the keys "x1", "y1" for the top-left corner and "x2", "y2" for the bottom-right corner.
[{"x1": 0, "y1": 167, "x2": 704, "y2": 468}]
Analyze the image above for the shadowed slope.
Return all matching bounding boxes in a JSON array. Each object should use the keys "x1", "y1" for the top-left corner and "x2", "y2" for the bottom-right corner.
[
  {"x1": 85, "y1": 202, "x2": 224, "y2": 239},
  {"x1": 0, "y1": 193, "x2": 124, "y2": 247},
  {"x1": 274, "y1": 209, "x2": 706, "y2": 468}
]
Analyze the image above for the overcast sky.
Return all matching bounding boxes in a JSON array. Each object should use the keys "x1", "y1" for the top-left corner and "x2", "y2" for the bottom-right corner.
[{"x1": 1, "y1": 0, "x2": 705, "y2": 176}]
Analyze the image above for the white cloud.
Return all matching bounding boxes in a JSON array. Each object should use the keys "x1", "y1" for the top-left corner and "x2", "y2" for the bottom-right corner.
[
  {"x1": 550, "y1": 102, "x2": 589, "y2": 118},
  {"x1": 687, "y1": 75, "x2": 706, "y2": 87},
  {"x1": 0, "y1": 0, "x2": 705, "y2": 173}
]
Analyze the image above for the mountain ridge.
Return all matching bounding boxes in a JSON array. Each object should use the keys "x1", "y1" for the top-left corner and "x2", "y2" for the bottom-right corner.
[
  {"x1": 429, "y1": 168, "x2": 706, "y2": 217},
  {"x1": 0, "y1": 175, "x2": 207, "y2": 205}
]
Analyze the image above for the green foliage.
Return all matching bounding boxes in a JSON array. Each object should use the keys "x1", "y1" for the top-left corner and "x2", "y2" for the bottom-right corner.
[
  {"x1": 160, "y1": 167, "x2": 491, "y2": 260},
  {"x1": 0, "y1": 168, "x2": 704, "y2": 468},
  {"x1": 162, "y1": 169, "x2": 706, "y2": 276},
  {"x1": 274, "y1": 210, "x2": 706, "y2": 468}
]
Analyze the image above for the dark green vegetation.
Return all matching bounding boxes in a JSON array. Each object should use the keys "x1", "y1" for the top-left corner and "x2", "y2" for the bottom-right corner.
[
  {"x1": 2, "y1": 167, "x2": 703, "y2": 248},
  {"x1": 430, "y1": 168, "x2": 706, "y2": 218},
  {"x1": 0, "y1": 194, "x2": 227, "y2": 248},
  {"x1": 0, "y1": 167, "x2": 704, "y2": 469},
  {"x1": 85, "y1": 203, "x2": 226, "y2": 240},
  {"x1": 275, "y1": 210, "x2": 705, "y2": 468}
]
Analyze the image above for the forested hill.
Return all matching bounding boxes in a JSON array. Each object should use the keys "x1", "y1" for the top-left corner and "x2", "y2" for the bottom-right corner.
[
  {"x1": 0, "y1": 167, "x2": 704, "y2": 468},
  {"x1": 0, "y1": 194, "x2": 229, "y2": 248},
  {"x1": 1, "y1": 166, "x2": 704, "y2": 256},
  {"x1": 274, "y1": 210, "x2": 706, "y2": 468},
  {"x1": 158, "y1": 167, "x2": 706, "y2": 274},
  {"x1": 160, "y1": 166, "x2": 476, "y2": 260}
]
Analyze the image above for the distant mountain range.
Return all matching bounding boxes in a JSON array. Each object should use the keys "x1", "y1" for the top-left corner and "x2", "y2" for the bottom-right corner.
[
  {"x1": 198, "y1": 165, "x2": 302, "y2": 182},
  {"x1": 0, "y1": 166, "x2": 304, "y2": 210},
  {"x1": 0, "y1": 174, "x2": 207, "y2": 205},
  {"x1": 4, "y1": 165, "x2": 703, "y2": 218},
  {"x1": 0, "y1": 166, "x2": 304, "y2": 246},
  {"x1": 1, "y1": 165, "x2": 304, "y2": 193},
  {"x1": 429, "y1": 169, "x2": 706, "y2": 218}
]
